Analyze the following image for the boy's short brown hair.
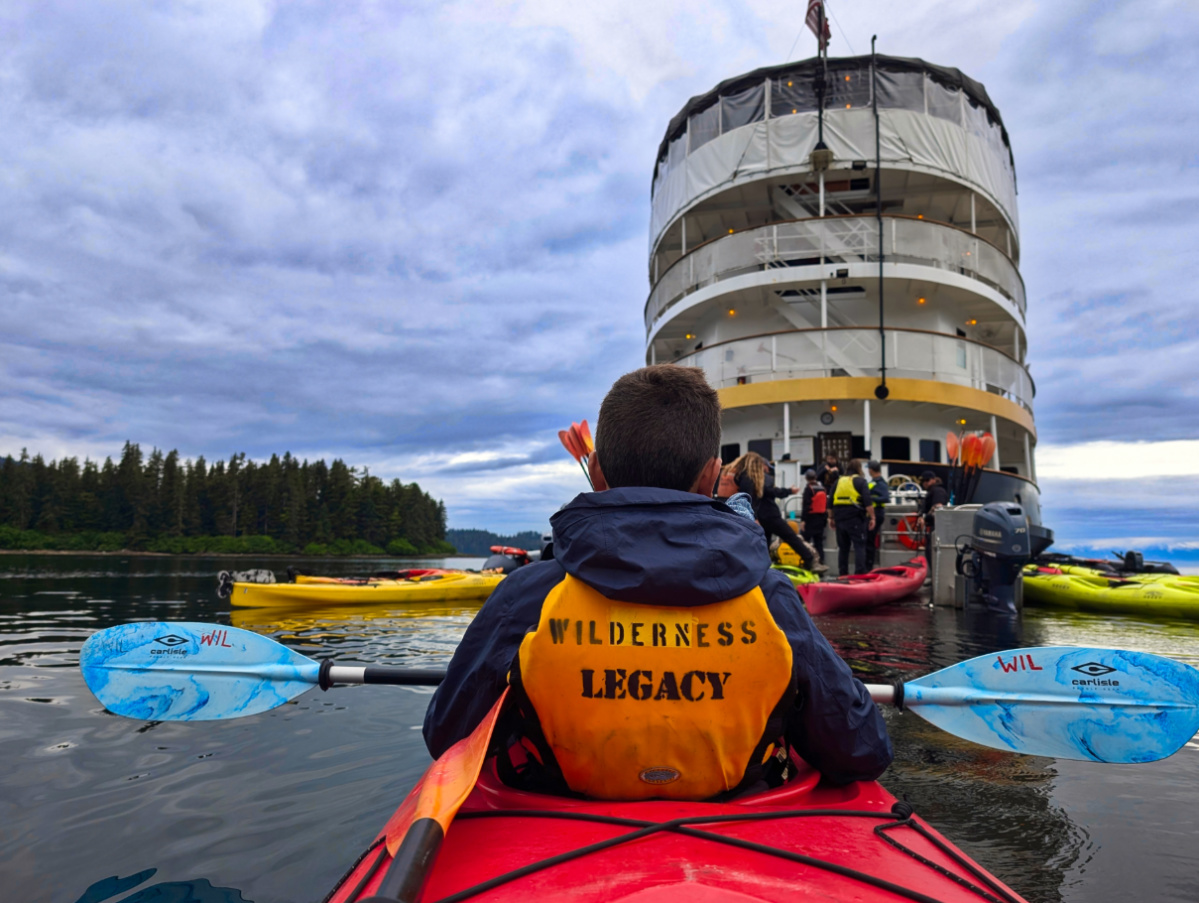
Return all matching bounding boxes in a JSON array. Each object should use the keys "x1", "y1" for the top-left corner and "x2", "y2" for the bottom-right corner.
[{"x1": 595, "y1": 366, "x2": 721, "y2": 492}]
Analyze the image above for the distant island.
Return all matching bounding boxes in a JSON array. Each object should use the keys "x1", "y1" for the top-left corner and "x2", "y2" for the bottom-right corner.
[
  {"x1": 0, "y1": 443, "x2": 455, "y2": 557},
  {"x1": 444, "y1": 528, "x2": 543, "y2": 557}
]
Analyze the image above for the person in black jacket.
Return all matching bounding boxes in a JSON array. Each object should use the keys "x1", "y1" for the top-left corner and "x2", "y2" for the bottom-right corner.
[
  {"x1": 735, "y1": 453, "x2": 824, "y2": 572},
  {"x1": 864, "y1": 461, "x2": 891, "y2": 570},
  {"x1": 919, "y1": 470, "x2": 950, "y2": 548},
  {"x1": 830, "y1": 458, "x2": 874, "y2": 576},
  {"x1": 800, "y1": 469, "x2": 828, "y2": 565},
  {"x1": 424, "y1": 366, "x2": 892, "y2": 794}
]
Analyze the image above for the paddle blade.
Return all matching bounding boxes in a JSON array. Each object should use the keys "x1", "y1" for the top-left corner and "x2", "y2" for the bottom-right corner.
[
  {"x1": 569, "y1": 422, "x2": 589, "y2": 460},
  {"x1": 578, "y1": 419, "x2": 594, "y2": 454},
  {"x1": 904, "y1": 646, "x2": 1199, "y2": 763},
  {"x1": 945, "y1": 431, "x2": 959, "y2": 464},
  {"x1": 979, "y1": 433, "x2": 996, "y2": 467},
  {"x1": 80, "y1": 622, "x2": 320, "y2": 721},
  {"x1": 960, "y1": 433, "x2": 980, "y2": 468},
  {"x1": 558, "y1": 429, "x2": 582, "y2": 462}
]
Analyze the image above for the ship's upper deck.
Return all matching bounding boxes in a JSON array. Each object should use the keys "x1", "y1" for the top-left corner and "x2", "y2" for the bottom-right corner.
[{"x1": 649, "y1": 55, "x2": 1018, "y2": 265}]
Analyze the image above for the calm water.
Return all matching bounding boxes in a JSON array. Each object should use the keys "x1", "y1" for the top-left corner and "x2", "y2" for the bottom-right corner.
[{"x1": 2, "y1": 553, "x2": 1199, "y2": 903}]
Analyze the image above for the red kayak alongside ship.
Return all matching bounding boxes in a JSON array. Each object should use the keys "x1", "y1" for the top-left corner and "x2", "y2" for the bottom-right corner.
[
  {"x1": 325, "y1": 753, "x2": 1025, "y2": 903},
  {"x1": 799, "y1": 557, "x2": 928, "y2": 616}
]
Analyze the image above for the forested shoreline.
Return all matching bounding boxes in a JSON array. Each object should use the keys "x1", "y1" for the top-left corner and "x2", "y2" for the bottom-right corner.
[{"x1": 0, "y1": 443, "x2": 454, "y2": 556}]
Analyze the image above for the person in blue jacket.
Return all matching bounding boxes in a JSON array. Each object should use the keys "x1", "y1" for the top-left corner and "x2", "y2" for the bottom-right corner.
[{"x1": 424, "y1": 365, "x2": 892, "y2": 797}]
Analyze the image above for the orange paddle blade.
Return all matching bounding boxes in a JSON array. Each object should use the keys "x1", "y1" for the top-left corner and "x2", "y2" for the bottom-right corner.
[
  {"x1": 569, "y1": 423, "x2": 589, "y2": 460},
  {"x1": 945, "y1": 431, "x2": 959, "y2": 464},
  {"x1": 559, "y1": 429, "x2": 582, "y2": 462},
  {"x1": 961, "y1": 433, "x2": 981, "y2": 468},
  {"x1": 383, "y1": 688, "x2": 509, "y2": 855},
  {"x1": 979, "y1": 433, "x2": 997, "y2": 467},
  {"x1": 578, "y1": 419, "x2": 594, "y2": 454}
]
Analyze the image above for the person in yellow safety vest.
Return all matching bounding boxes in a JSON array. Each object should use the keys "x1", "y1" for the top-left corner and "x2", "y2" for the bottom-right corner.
[
  {"x1": 424, "y1": 366, "x2": 892, "y2": 801},
  {"x1": 865, "y1": 461, "x2": 891, "y2": 570},
  {"x1": 830, "y1": 458, "x2": 874, "y2": 576}
]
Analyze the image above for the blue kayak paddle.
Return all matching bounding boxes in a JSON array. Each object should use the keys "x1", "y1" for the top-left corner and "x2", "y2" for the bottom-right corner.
[{"x1": 80, "y1": 622, "x2": 1199, "y2": 764}]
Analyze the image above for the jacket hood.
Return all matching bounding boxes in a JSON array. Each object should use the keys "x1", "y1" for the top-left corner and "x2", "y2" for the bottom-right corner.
[{"x1": 549, "y1": 487, "x2": 771, "y2": 606}]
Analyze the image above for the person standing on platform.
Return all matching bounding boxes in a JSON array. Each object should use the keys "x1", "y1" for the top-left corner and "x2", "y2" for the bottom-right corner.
[
  {"x1": 830, "y1": 458, "x2": 873, "y2": 576},
  {"x1": 864, "y1": 461, "x2": 890, "y2": 571},
  {"x1": 800, "y1": 469, "x2": 829, "y2": 566},
  {"x1": 736, "y1": 453, "x2": 825, "y2": 573},
  {"x1": 918, "y1": 471, "x2": 949, "y2": 552},
  {"x1": 816, "y1": 453, "x2": 841, "y2": 494}
]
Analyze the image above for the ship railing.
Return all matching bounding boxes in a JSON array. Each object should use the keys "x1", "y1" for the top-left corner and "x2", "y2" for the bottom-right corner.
[
  {"x1": 674, "y1": 327, "x2": 1034, "y2": 414},
  {"x1": 645, "y1": 215, "x2": 1025, "y2": 333}
]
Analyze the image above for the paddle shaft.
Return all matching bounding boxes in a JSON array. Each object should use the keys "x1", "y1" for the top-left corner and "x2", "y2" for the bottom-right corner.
[{"x1": 321, "y1": 663, "x2": 901, "y2": 705}]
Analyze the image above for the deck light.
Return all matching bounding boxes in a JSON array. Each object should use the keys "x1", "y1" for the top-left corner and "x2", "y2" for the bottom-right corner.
[
  {"x1": 917, "y1": 214, "x2": 923, "y2": 219},
  {"x1": 685, "y1": 333, "x2": 694, "y2": 340},
  {"x1": 967, "y1": 319, "x2": 977, "y2": 325},
  {"x1": 958, "y1": 419, "x2": 967, "y2": 425},
  {"x1": 728, "y1": 308, "x2": 736, "y2": 317},
  {"x1": 831, "y1": 405, "x2": 838, "y2": 412},
  {"x1": 918, "y1": 297, "x2": 926, "y2": 305},
  {"x1": 728, "y1": 228, "x2": 734, "y2": 234},
  {"x1": 845, "y1": 75, "x2": 851, "y2": 81}
]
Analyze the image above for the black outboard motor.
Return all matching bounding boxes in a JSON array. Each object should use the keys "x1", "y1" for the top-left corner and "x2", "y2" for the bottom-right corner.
[
  {"x1": 481, "y1": 545, "x2": 532, "y2": 574},
  {"x1": 956, "y1": 502, "x2": 1033, "y2": 614}
]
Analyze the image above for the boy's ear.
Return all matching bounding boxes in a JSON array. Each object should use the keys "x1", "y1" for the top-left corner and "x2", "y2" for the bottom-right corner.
[
  {"x1": 588, "y1": 453, "x2": 609, "y2": 491},
  {"x1": 691, "y1": 456, "x2": 723, "y2": 496}
]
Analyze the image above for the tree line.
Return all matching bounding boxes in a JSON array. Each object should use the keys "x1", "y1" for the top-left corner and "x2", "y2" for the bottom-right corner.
[{"x1": 0, "y1": 442, "x2": 453, "y2": 556}]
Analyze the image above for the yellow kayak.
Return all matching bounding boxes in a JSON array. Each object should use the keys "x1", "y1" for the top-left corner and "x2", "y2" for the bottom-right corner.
[
  {"x1": 226, "y1": 571, "x2": 505, "y2": 608},
  {"x1": 1022, "y1": 565, "x2": 1199, "y2": 618}
]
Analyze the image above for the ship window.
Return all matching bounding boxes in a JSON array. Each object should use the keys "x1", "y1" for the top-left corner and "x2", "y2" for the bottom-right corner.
[
  {"x1": 770, "y1": 75, "x2": 818, "y2": 117},
  {"x1": 875, "y1": 69, "x2": 924, "y2": 112},
  {"x1": 689, "y1": 102, "x2": 721, "y2": 151},
  {"x1": 668, "y1": 133, "x2": 686, "y2": 170},
  {"x1": 965, "y1": 97, "x2": 991, "y2": 138},
  {"x1": 919, "y1": 439, "x2": 942, "y2": 463},
  {"x1": 956, "y1": 342, "x2": 967, "y2": 368},
  {"x1": 721, "y1": 443, "x2": 741, "y2": 465},
  {"x1": 825, "y1": 67, "x2": 871, "y2": 109},
  {"x1": 748, "y1": 439, "x2": 773, "y2": 461},
  {"x1": 880, "y1": 436, "x2": 911, "y2": 461},
  {"x1": 926, "y1": 77, "x2": 962, "y2": 125},
  {"x1": 721, "y1": 82, "x2": 765, "y2": 131}
]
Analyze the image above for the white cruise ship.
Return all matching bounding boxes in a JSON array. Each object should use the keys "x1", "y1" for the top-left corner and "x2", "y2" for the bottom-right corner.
[{"x1": 646, "y1": 54, "x2": 1040, "y2": 522}]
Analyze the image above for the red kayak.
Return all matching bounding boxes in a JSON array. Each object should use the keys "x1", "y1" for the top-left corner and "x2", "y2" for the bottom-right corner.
[
  {"x1": 799, "y1": 557, "x2": 928, "y2": 616},
  {"x1": 326, "y1": 753, "x2": 1025, "y2": 902}
]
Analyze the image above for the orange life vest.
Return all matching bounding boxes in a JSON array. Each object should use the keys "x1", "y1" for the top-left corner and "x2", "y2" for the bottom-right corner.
[{"x1": 512, "y1": 574, "x2": 795, "y2": 801}]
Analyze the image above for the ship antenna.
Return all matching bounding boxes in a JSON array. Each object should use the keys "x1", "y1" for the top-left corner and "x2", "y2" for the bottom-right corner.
[{"x1": 872, "y1": 33, "x2": 889, "y2": 402}]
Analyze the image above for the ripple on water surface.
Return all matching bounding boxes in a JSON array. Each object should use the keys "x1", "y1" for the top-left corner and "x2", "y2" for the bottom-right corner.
[{"x1": 2, "y1": 554, "x2": 1199, "y2": 902}]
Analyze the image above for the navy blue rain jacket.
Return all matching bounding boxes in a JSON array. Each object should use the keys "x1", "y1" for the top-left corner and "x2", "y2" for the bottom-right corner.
[{"x1": 422, "y1": 487, "x2": 893, "y2": 785}]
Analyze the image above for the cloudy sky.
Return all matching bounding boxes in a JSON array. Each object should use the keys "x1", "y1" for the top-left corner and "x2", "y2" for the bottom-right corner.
[{"x1": 2, "y1": 0, "x2": 1197, "y2": 554}]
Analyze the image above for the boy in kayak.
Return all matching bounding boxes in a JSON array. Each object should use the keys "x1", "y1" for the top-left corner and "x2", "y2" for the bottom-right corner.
[{"x1": 424, "y1": 366, "x2": 892, "y2": 798}]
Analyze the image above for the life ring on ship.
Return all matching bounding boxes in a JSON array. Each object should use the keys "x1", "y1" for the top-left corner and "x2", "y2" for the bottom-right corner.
[{"x1": 896, "y1": 515, "x2": 923, "y2": 551}]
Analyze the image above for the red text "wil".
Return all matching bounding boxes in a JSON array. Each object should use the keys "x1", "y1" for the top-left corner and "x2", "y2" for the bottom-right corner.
[
  {"x1": 996, "y1": 654, "x2": 1041, "y2": 673},
  {"x1": 200, "y1": 629, "x2": 234, "y2": 648}
]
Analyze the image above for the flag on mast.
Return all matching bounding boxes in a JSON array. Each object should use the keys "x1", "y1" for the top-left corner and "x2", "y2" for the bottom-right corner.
[{"x1": 805, "y1": 0, "x2": 831, "y2": 51}]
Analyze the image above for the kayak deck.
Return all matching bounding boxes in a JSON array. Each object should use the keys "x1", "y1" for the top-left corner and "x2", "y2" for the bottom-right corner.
[{"x1": 326, "y1": 761, "x2": 1026, "y2": 903}]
